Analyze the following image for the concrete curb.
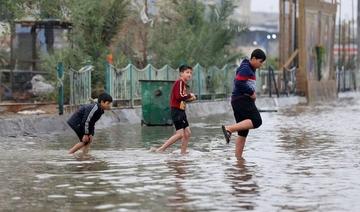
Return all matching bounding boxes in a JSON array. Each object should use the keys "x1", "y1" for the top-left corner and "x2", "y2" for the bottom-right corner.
[{"x1": 0, "y1": 96, "x2": 306, "y2": 137}]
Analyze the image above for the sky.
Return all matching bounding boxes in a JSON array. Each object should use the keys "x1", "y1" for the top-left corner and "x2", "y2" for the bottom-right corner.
[{"x1": 251, "y1": 0, "x2": 357, "y2": 21}]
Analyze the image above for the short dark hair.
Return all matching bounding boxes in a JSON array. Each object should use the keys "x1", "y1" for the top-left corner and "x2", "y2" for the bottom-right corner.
[
  {"x1": 251, "y1": 49, "x2": 266, "y2": 61},
  {"x1": 98, "y1": 93, "x2": 113, "y2": 103},
  {"x1": 179, "y1": 65, "x2": 192, "y2": 73}
]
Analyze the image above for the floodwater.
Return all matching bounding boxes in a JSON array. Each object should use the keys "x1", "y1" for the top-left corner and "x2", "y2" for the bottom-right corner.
[{"x1": 1, "y1": 95, "x2": 360, "y2": 211}]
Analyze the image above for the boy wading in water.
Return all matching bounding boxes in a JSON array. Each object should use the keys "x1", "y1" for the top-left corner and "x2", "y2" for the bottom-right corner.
[
  {"x1": 155, "y1": 65, "x2": 196, "y2": 154},
  {"x1": 222, "y1": 49, "x2": 266, "y2": 160},
  {"x1": 67, "y1": 93, "x2": 113, "y2": 154}
]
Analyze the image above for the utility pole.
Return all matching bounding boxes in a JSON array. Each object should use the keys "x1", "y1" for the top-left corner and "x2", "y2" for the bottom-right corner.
[
  {"x1": 352, "y1": 0, "x2": 357, "y2": 90},
  {"x1": 357, "y1": 0, "x2": 360, "y2": 89}
]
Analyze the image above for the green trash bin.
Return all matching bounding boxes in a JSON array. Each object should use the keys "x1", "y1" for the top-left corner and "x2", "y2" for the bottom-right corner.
[{"x1": 139, "y1": 80, "x2": 175, "y2": 126}]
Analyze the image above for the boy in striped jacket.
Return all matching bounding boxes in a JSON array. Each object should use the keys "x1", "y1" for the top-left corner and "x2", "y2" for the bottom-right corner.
[
  {"x1": 67, "y1": 93, "x2": 113, "y2": 154},
  {"x1": 155, "y1": 65, "x2": 196, "y2": 154},
  {"x1": 222, "y1": 49, "x2": 266, "y2": 160}
]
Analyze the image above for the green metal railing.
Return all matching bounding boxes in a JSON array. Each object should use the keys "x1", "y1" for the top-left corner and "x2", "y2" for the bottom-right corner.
[
  {"x1": 65, "y1": 62, "x2": 284, "y2": 110},
  {"x1": 69, "y1": 65, "x2": 93, "y2": 105},
  {"x1": 105, "y1": 63, "x2": 236, "y2": 106},
  {"x1": 56, "y1": 62, "x2": 64, "y2": 115}
]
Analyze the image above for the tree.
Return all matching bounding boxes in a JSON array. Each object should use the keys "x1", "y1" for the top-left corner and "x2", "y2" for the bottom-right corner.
[
  {"x1": 1, "y1": 0, "x2": 129, "y2": 98},
  {"x1": 40, "y1": 0, "x2": 129, "y2": 94},
  {"x1": 0, "y1": 0, "x2": 28, "y2": 68},
  {"x1": 149, "y1": 0, "x2": 242, "y2": 68},
  {"x1": 109, "y1": 0, "x2": 154, "y2": 68},
  {"x1": 0, "y1": 0, "x2": 72, "y2": 67}
]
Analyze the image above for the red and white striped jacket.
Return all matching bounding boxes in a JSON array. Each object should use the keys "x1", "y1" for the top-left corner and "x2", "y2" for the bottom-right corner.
[{"x1": 170, "y1": 78, "x2": 192, "y2": 110}]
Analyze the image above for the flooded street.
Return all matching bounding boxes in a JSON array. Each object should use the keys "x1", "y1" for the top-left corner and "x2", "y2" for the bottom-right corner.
[{"x1": 1, "y1": 95, "x2": 360, "y2": 211}]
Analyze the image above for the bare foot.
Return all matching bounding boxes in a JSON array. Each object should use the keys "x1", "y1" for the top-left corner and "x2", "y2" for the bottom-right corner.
[
  {"x1": 149, "y1": 147, "x2": 157, "y2": 152},
  {"x1": 156, "y1": 147, "x2": 167, "y2": 153}
]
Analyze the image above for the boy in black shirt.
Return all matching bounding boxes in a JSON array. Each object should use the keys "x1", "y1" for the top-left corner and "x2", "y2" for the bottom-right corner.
[{"x1": 67, "y1": 93, "x2": 113, "y2": 154}]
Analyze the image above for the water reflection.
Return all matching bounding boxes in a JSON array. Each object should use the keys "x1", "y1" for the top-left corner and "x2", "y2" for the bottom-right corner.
[
  {"x1": 67, "y1": 154, "x2": 109, "y2": 172},
  {"x1": 166, "y1": 160, "x2": 191, "y2": 211},
  {"x1": 141, "y1": 125, "x2": 172, "y2": 148},
  {"x1": 225, "y1": 159, "x2": 258, "y2": 210}
]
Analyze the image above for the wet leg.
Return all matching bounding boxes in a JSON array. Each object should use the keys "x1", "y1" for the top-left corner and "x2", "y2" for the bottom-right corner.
[
  {"x1": 156, "y1": 130, "x2": 183, "y2": 152},
  {"x1": 235, "y1": 136, "x2": 246, "y2": 160},
  {"x1": 69, "y1": 142, "x2": 85, "y2": 154},
  {"x1": 225, "y1": 119, "x2": 253, "y2": 133},
  {"x1": 180, "y1": 127, "x2": 191, "y2": 154}
]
